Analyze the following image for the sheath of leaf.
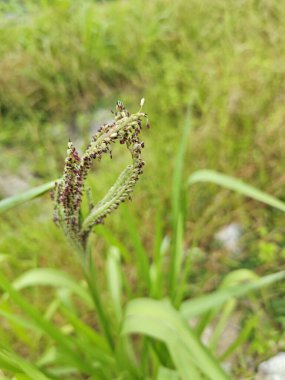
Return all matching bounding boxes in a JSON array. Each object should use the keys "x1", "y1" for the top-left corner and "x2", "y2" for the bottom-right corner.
[{"x1": 52, "y1": 100, "x2": 149, "y2": 253}]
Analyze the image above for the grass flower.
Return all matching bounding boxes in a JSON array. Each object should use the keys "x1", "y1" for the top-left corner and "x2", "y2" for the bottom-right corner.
[{"x1": 52, "y1": 100, "x2": 149, "y2": 252}]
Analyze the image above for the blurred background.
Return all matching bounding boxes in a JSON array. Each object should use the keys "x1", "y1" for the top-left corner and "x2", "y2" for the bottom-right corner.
[{"x1": 1, "y1": 0, "x2": 285, "y2": 377}]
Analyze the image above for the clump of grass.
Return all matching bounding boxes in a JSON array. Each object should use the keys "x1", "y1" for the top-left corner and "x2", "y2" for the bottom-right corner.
[
  {"x1": 2, "y1": 1, "x2": 285, "y2": 377},
  {"x1": 2, "y1": 0, "x2": 285, "y2": 242},
  {"x1": 0, "y1": 105, "x2": 284, "y2": 379}
]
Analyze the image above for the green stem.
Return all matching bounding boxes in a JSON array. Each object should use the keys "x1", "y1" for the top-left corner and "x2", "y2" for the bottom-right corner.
[
  {"x1": 82, "y1": 248, "x2": 114, "y2": 351},
  {"x1": 169, "y1": 214, "x2": 184, "y2": 303}
]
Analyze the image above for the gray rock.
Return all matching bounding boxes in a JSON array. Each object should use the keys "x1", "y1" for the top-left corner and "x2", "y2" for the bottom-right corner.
[
  {"x1": 215, "y1": 222, "x2": 242, "y2": 254},
  {"x1": 256, "y1": 353, "x2": 285, "y2": 380}
]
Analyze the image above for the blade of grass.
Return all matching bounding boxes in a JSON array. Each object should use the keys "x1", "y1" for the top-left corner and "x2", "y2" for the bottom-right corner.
[
  {"x1": 219, "y1": 314, "x2": 257, "y2": 361},
  {"x1": 106, "y1": 247, "x2": 123, "y2": 324},
  {"x1": 169, "y1": 109, "x2": 191, "y2": 308},
  {"x1": 50, "y1": 315, "x2": 112, "y2": 380},
  {"x1": 12, "y1": 268, "x2": 92, "y2": 307},
  {"x1": 150, "y1": 210, "x2": 166, "y2": 299},
  {"x1": 180, "y1": 271, "x2": 285, "y2": 319},
  {"x1": 188, "y1": 170, "x2": 285, "y2": 212},
  {"x1": 0, "y1": 307, "x2": 41, "y2": 333},
  {"x1": 0, "y1": 348, "x2": 52, "y2": 380},
  {"x1": 195, "y1": 270, "x2": 258, "y2": 337},
  {"x1": 0, "y1": 180, "x2": 57, "y2": 214},
  {"x1": 0, "y1": 271, "x2": 97, "y2": 375},
  {"x1": 83, "y1": 250, "x2": 114, "y2": 350},
  {"x1": 199, "y1": 271, "x2": 257, "y2": 349},
  {"x1": 169, "y1": 213, "x2": 184, "y2": 305},
  {"x1": 95, "y1": 225, "x2": 131, "y2": 262},
  {"x1": 208, "y1": 299, "x2": 236, "y2": 352},
  {"x1": 121, "y1": 205, "x2": 150, "y2": 290},
  {"x1": 60, "y1": 304, "x2": 111, "y2": 355},
  {"x1": 172, "y1": 108, "x2": 191, "y2": 223},
  {"x1": 174, "y1": 245, "x2": 196, "y2": 309},
  {"x1": 122, "y1": 298, "x2": 229, "y2": 380}
]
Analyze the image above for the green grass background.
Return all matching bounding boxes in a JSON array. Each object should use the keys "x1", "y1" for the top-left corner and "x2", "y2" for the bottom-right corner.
[{"x1": 1, "y1": 0, "x2": 285, "y2": 377}]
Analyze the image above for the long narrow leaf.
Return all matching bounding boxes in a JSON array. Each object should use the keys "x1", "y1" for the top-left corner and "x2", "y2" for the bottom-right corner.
[
  {"x1": 60, "y1": 305, "x2": 111, "y2": 355},
  {"x1": 95, "y1": 225, "x2": 131, "y2": 262},
  {"x1": 169, "y1": 214, "x2": 184, "y2": 304},
  {"x1": 0, "y1": 272, "x2": 95, "y2": 375},
  {"x1": 188, "y1": 170, "x2": 285, "y2": 212},
  {"x1": 172, "y1": 109, "x2": 191, "y2": 222},
  {"x1": 0, "y1": 180, "x2": 57, "y2": 214},
  {"x1": 0, "y1": 308, "x2": 41, "y2": 333},
  {"x1": 12, "y1": 268, "x2": 92, "y2": 307},
  {"x1": 121, "y1": 206, "x2": 150, "y2": 289},
  {"x1": 106, "y1": 247, "x2": 123, "y2": 323},
  {"x1": 150, "y1": 211, "x2": 164, "y2": 298},
  {"x1": 0, "y1": 349, "x2": 52, "y2": 380},
  {"x1": 180, "y1": 271, "x2": 285, "y2": 319},
  {"x1": 122, "y1": 298, "x2": 229, "y2": 380}
]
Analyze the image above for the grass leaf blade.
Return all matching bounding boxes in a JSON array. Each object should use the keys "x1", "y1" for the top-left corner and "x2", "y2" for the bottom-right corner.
[
  {"x1": 122, "y1": 298, "x2": 229, "y2": 380},
  {"x1": 13, "y1": 268, "x2": 92, "y2": 307},
  {"x1": 180, "y1": 271, "x2": 285, "y2": 319},
  {"x1": 188, "y1": 170, "x2": 285, "y2": 212},
  {"x1": 0, "y1": 180, "x2": 57, "y2": 214}
]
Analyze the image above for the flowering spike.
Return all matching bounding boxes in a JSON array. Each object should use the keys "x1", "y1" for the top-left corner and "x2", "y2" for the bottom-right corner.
[{"x1": 53, "y1": 100, "x2": 149, "y2": 252}]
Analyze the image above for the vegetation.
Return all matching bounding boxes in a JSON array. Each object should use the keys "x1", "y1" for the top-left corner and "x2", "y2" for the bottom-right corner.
[{"x1": 1, "y1": 0, "x2": 285, "y2": 379}]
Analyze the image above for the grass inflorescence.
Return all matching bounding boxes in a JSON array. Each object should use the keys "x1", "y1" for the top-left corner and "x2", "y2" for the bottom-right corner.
[{"x1": 52, "y1": 100, "x2": 149, "y2": 252}]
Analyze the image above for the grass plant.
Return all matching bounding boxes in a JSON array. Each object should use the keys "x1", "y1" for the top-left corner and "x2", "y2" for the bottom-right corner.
[
  {"x1": 1, "y1": 1, "x2": 285, "y2": 378},
  {"x1": 0, "y1": 102, "x2": 284, "y2": 379}
]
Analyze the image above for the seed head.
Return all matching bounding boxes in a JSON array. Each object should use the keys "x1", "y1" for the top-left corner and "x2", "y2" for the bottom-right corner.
[{"x1": 52, "y1": 100, "x2": 149, "y2": 252}]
